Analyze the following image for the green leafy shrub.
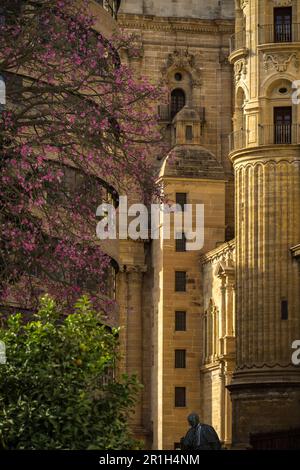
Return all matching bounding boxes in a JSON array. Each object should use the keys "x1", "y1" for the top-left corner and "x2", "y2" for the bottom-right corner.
[{"x1": 0, "y1": 295, "x2": 142, "y2": 449}]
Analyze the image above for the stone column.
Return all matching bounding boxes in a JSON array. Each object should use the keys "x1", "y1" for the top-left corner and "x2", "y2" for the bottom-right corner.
[
  {"x1": 217, "y1": 263, "x2": 235, "y2": 447},
  {"x1": 116, "y1": 269, "x2": 128, "y2": 376},
  {"x1": 225, "y1": 274, "x2": 235, "y2": 338},
  {"x1": 224, "y1": 362, "x2": 234, "y2": 447},
  {"x1": 220, "y1": 279, "x2": 226, "y2": 342}
]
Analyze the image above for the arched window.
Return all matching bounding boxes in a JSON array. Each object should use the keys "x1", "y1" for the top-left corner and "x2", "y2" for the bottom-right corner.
[{"x1": 171, "y1": 88, "x2": 185, "y2": 119}]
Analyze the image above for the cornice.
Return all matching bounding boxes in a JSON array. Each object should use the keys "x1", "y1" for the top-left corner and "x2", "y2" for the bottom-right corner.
[
  {"x1": 229, "y1": 144, "x2": 300, "y2": 165},
  {"x1": 118, "y1": 14, "x2": 234, "y2": 35},
  {"x1": 200, "y1": 362, "x2": 221, "y2": 372},
  {"x1": 201, "y1": 240, "x2": 236, "y2": 265},
  {"x1": 291, "y1": 244, "x2": 300, "y2": 259},
  {"x1": 160, "y1": 176, "x2": 228, "y2": 184},
  {"x1": 119, "y1": 264, "x2": 148, "y2": 274},
  {"x1": 257, "y1": 42, "x2": 300, "y2": 53},
  {"x1": 228, "y1": 47, "x2": 249, "y2": 64}
]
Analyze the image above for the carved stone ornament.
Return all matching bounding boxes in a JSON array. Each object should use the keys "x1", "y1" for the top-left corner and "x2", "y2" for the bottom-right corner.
[
  {"x1": 272, "y1": 0, "x2": 292, "y2": 6},
  {"x1": 234, "y1": 58, "x2": 247, "y2": 82},
  {"x1": 263, "y1": 52, "x2": 299, "y2": 72},
  {"x1": 161, "y1": 49, "x2": 202, "y2": 88},
  {"x1": 240, "y1": 0, "x2": 249, "y2": 9}
]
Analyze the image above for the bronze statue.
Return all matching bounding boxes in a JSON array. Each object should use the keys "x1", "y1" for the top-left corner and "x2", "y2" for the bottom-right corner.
[{"x1": 180, "y1": 413, "x2": 221, "y2": 450}]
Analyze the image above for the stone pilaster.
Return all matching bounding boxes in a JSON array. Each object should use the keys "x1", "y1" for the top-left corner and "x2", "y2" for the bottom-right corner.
[
  {"x1": 126, "y1": 266, "x2": 146, "y2": 434},
  {"x1": 117, "y1": 264, "x2": 148, "y2": 442}
]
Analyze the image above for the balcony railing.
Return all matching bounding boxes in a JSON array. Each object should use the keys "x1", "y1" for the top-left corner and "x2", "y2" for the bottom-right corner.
[
  {"x1": 259, "y1": 24, "x2": 300, "y2": 44},
  {"x1": 229, "y1": 129, "x2": 247, "y2": 152},
  {"x1": 229, "y1": 124, "x2": 300, "y2": 152},
  {"x1": 259, "y1": 124, "x2": 300, "y2": 145},
  {"x1": 229, "y1": 30, "x2": 247, "y2": 55}
]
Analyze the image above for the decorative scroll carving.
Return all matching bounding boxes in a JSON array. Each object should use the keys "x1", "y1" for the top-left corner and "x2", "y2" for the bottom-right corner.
[
  {"x1": 201, "y1": 241, "x2": 236, "y2": 267},
  {"x1": 263, "y1": 52, "x2": 299, "y2": 72},
  {"x1": 234, "y1": 58, "x2": 247, "y2": 82},
  {"x1": 272, "y1": 0, "x2": 292, "y2": 6},
  {"x1": 161, "y1": 49, "x2": 202, "y2": 88}
]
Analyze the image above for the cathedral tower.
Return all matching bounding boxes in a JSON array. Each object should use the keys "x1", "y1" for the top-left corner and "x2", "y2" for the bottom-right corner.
[
  {"x1": 228, "y1": 0, "x2": 300, "y2": 447},
  {"x1": 118, "y1": 0, "x2": 235, "y2": 448}
]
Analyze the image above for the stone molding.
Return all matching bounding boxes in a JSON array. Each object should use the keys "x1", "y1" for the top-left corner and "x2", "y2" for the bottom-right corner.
[
  {"x1": 201, "y1": 240, "x2": 235, "y2": 266},
  {"x1": 240, "y1": 0, "x2": 249, "y2": 9},
  {"x1": 272, "y1": 0, "x2": 292, "y2": 6},
  {"x1": 234, "y1": 157, "x2": 300, "y2": 169},
  {"x1": 119, "y1": 264, "x2": 147, "y2": 273},
  {"x1": 161, "y1": 49, "x2": 202, "y2": 88},
  {"x1": 236, "y1": 362, "x2": 300, "y2": 370},
  {"x1": 291, "y1": 244, "x2": 300, "y2": 259},
  {"x1": 234, "y1": 58, "x2": 247, "y2": 82},
  {"x1": 229, "y1": 47, "x2": 249, "y2": 65},
  {"x1": 230, "y1": 145, "x2": 300, "y2": 162},
  {"x1": 263, "y1": 52, "x2": 299, "y2": 72},
  {"x1": 118, "y1": 14, "x2": 234, "y2": 35}
]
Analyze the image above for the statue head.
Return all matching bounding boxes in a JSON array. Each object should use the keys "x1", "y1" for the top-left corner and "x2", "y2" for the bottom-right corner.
[{"x1": 187, "y1": 412, "x2": 200, "y2": 427}]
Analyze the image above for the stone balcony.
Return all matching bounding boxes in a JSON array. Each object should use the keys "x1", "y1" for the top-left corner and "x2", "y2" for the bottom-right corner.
[
  {"x1": 258, "y1": 24, "x2": 300, "y2": 46},
  {"x1": 228, "y1": 30, "x2": 249, "y2": 63},
  {"x1": 229, "y1": 124, "x2": 300, "y2": 153}
]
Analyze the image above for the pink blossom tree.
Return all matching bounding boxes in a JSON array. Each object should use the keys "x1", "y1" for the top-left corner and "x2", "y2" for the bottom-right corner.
[{"x1": 0, "y1": 0, "x2": 164, "y2": 313}]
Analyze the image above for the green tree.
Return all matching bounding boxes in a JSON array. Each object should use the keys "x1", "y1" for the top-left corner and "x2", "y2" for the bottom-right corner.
[{"x1": 0, "y1": 296, "x2": 142, "y2": 449}]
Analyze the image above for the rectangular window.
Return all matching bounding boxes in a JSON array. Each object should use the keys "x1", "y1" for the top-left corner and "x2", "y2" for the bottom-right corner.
[
  {"x1": 274, "y1": 107, "x2": 292, "y2": 144},
  {"x1": 185, "y1": 125, "x2": 193, "y2": 141},
  {"x1": 175, "y1": 387, "x2": 186, "y2": 407},
  {"x1": 175, "y1": 311, "x2": 186, "y2": 331},
  {"x1": 171, "y1": 89, "x2": 186, "y2": 119},
  {"x1": 175, "y1": 233, "x2": 186, "y2": 252},
  {"x1": 176, "y1": 192, "x2": 187, "y2": 211},
  {"x1": 274, "y1": 7, "x2": 292, "y2": 42},
  {"x1": 175, "y1": 349, "x2": 186, "y2": 368},
  {"x1": 175, "y1": 271, "x2": 186, "y2": 292},
  {"x1": 281, "y1": 300, "x2": 288, "y2": 320}
]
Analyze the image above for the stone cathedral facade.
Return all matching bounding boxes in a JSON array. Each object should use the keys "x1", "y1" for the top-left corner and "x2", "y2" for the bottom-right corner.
[{"x1": 110, "y1": 0, "x2": 300, "y2": 450}]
